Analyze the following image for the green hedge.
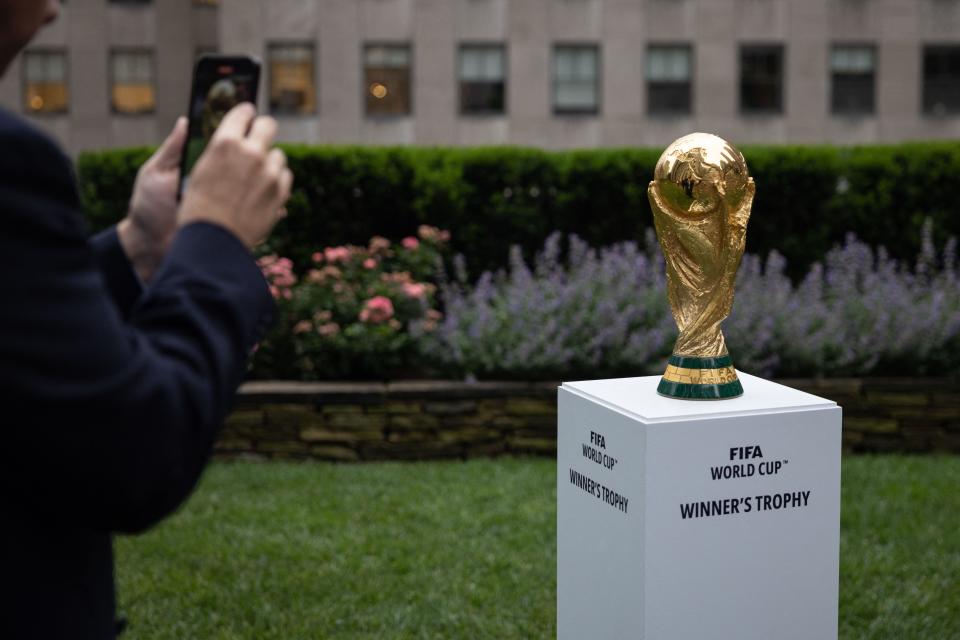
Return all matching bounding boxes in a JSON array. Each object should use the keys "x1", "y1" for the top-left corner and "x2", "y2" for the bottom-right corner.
[{"x1": 77, "y1": 142, "x2": 960, "y2": 278}]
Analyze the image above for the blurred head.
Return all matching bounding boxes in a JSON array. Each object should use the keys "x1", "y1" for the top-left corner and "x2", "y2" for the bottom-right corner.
[{"x1": 0, "y1": 0, "x2": 61, "y2": 77}]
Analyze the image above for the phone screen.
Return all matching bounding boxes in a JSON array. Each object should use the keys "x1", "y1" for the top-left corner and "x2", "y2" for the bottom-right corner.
[{"x1": 180, "y1": 56, "x2": 260, "y2": 196}]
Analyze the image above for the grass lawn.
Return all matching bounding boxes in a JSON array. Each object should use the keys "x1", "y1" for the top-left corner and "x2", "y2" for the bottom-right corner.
[{"x1": 115, "y1": 456, "x2": 960, "y2": 639}]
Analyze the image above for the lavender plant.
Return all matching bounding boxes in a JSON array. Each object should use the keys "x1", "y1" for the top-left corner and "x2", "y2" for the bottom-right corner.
[
  {"x1": 428, "y1": 231, "x2": 675, "y2": 380},
  {"x1": 427, "y1": 223, "x2": 960, "y2": 379}
]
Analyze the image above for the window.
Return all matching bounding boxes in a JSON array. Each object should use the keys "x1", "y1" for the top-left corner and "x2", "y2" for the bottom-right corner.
[
  {"x1": 459, "y1": 44, "x2": 506, "y2": 115},
  {"x1": 269, "y1": 44, "x2": 316, "y2": 115},
  {"x1": 831, "y1": 45, "x2": 875, "y2": 115},
  {"x1": 923, "y1": 46, "x2": 960, "y2": 115},
  {"x1": 740, "y1": 45, "x2": 784, "y2": 114},
  {"x1": 365, "y1": 44, "x2": 412, "y2": 116},
  {"x1": 553, "y1": 45, "x2": 600, "y2": 114},
  {"x1": 110, "y1": 50, "x2": 155, "y2": 114},
  {"x1": 647, "y1": 45, "x2": 692, "y2": 115},
  {"x1": 23, "y1": 50, "x2": 68, "y2": 114}
]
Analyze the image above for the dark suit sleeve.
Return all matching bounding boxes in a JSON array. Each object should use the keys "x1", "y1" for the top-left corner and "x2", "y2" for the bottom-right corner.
[
  {"x1": 0, "y1": 119, "x2": 275, "y2": 534},
  {"x1": 90, "y1": 225, "x2": 143, "y2": 319}
]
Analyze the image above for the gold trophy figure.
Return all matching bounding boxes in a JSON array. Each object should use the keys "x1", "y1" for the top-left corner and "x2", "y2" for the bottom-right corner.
[{"x1": 648, "y1": 132, "x2": 755, "y2": 400}]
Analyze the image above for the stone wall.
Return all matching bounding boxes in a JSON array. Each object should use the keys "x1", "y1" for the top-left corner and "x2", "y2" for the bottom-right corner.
[
  {"x1": 217, "y1": 378, "x2": 960, "y2": 461},
  {"x1": 781, "y1": 378, "x2": 960, "y2": 454}
]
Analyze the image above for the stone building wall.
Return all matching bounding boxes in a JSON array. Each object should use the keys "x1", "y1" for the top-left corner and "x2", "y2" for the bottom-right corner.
[{"x1": 4, "y1": 0, "x2": 960, "y2": 153}]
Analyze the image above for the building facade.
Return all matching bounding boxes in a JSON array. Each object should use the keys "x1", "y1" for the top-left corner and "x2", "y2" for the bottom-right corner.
[{"x1": 3, "y1": 0, "x2": 960, "y2": 154}]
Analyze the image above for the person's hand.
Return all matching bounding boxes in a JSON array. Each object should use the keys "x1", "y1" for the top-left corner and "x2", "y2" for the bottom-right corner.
[
  {"x1": 178, "y1": 103, "x2": 293, "y2": 250},
  {"x1": 118, "y1": 116, "x2": 187, "y2": 282}
]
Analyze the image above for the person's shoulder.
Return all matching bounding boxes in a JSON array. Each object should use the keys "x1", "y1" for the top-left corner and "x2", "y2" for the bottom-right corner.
[
  {"x1": 0, "y1": 107, "x2": 78, "y2": 206},
  {"x1": 0, "y1": 106, "x2": 70, "y2": 163}
]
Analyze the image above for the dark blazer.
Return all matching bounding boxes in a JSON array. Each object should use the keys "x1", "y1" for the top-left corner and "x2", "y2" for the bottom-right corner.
[{"x1": 0, "y1": 109, "x2": 275, "y2": 638}]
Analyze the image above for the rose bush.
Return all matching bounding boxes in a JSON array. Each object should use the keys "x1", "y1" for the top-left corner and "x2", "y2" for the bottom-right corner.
[{"x1": 252, "y1": 225, "x2": 449, "y2": 379}]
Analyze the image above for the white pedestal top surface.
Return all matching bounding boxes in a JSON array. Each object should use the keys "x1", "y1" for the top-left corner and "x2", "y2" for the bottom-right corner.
[{"x1": 561, "y1": 372, "x2": 835, "y2": 423}]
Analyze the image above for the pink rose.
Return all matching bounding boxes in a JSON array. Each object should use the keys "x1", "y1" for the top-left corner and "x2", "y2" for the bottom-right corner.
[
  {"x1": 417, "y1": 225, "x2": 450, "y2": 243},
  {"x1": 318, "y1": 322, "x2": 340, "y2": 337},
  {"x1": 324, "y1": 246, "x2": 352, "y2": 263},
  {"x1": 293, "y1": 320, "x2": 313, "y2": 334},
  {"x1": 363, "y1": 258, "x2": 378, "y2": 270},
  {"x1": 402, "y1": 236, "x2": 419, "y2": 250},
  {"x1": 359, "y1": 296, "x2": 395, "y2": 324},
  {"x1": 258, "y1": 254, "x2": 297, "y2": 298},
  {"x1": 311, "y1": 252, "x2": 323, "y2": 263},
  {"x1": 369, "y1": 236, "x2": 391, "y2": 253},
  {"x1": 402, "y1": 282, "x2": 427, "y2": 299}
]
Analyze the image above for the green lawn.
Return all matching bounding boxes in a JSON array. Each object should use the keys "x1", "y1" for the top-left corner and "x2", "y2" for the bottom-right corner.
[{"x1": 115, "y1": 456, "x2": 960, "y2": 639}]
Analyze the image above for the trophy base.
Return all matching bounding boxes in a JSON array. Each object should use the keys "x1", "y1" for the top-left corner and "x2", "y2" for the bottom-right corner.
[
  {"x1": 558, "y1": 374, "x2": 841, "y2": 639},
  {"x1": 657, "y1": 354, "x2": 744, "y2": 400}
]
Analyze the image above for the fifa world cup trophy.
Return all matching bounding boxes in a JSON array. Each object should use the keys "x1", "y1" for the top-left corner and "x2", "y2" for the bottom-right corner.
[{"x1": 648, "y1": 133, "x2": 755, "y2": 399}]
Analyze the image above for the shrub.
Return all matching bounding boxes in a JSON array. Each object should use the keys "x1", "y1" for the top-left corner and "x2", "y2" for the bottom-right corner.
[
  {"x1": 77, "y1": 146, "x2": 152, "y2": 230},
  {"x1": 78, "y1": 142, "x2": 960, "y2": 280}
]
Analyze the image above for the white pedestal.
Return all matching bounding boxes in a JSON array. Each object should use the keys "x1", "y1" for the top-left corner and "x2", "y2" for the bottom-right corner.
[{"x1": 557, "y1": 373, "x2": 842, "y2": 640}]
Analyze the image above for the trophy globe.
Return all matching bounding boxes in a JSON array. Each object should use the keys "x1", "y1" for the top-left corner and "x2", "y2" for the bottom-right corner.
[{"x1": 653, "y1": 132, "x2": 750, "y2": 221}]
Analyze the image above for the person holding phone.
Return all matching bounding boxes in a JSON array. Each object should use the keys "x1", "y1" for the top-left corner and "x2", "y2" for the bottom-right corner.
[{"x1": 0, "y1": 2, "x2": 293, "y2": 639}]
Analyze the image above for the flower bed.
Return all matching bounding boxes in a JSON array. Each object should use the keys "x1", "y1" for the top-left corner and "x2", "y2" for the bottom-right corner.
[{"x1": 252, "y1": 223, "x2": 960, "y2": 381}]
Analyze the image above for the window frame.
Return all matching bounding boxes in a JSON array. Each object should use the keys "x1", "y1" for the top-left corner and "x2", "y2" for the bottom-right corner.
[
  {"x1": 922, "y1": 44, "x2": 960, "y2": 117},
  {"x1": 267, "y1": 41, "x2": 318, "y2": 117},
  {"x1": 458, "y1": 42, "x2": 508, "y2": 117},
  {"x1": 552, "y1": 42, "x2": 602, "y2": 116},
  {"x1": 739, "y1": 44, "x2": 785, "y2": 116},
  {"x1": 21, "y1": 48, "x2": 70, "y2": 117},
  {"x1": 363, "y1": 42, "x2": 414, "y2": 119},
  {"x1": 830, "y1": 43, "x2": 877, "y2": 117},
  {"x1": 646, "y1": 43, "x2": 694, "y2": 116},
  {"x1": 109, "y1": 47, "x2": 157, "y2": 116}
]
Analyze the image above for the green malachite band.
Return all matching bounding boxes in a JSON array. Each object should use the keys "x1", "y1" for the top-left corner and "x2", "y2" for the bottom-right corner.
[
  {"x1": 657, "y1": 378, "x2": 744, "y2": 400},
  {"x1": 668, "y1": 354, "x2": 733, "y2": 369}
]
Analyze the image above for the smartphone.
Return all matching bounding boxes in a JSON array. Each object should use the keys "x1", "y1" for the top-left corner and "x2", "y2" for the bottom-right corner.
[{"x1": 178, "y1": 54, "x2": 261, "y2": 198}]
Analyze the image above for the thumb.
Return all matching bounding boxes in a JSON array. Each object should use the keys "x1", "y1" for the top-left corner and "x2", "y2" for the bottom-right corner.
[{"x1": 154, "y1": 116, "x2": 188, "y2": 168}]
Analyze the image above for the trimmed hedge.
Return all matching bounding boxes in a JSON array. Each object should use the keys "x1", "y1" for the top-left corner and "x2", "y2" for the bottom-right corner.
[{"x1": 77, "y1": 142, "x2": 960, "y2": 278}]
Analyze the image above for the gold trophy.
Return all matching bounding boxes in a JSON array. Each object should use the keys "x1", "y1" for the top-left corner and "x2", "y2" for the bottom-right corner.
[{"x1": 648, "y1": 133, "x2": 755, "y2": 400}]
